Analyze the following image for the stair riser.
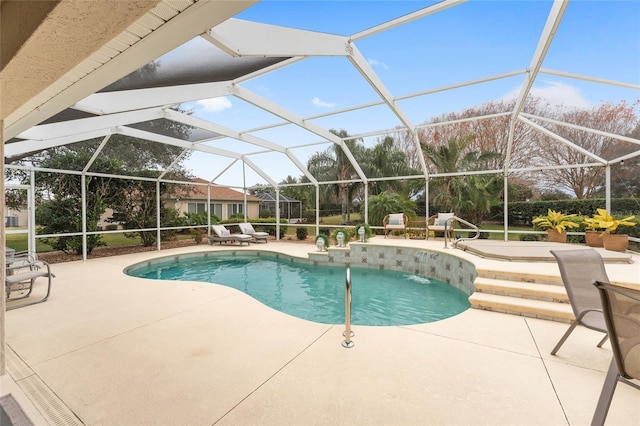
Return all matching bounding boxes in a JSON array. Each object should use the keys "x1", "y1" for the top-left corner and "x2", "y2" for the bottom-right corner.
[
  {"x1": 473, "y1": 286, "x2": 568, "y2": 304},
  {"x1": 470, "y1": 303, "x2": 573, "y2": 324},
  {"x1": 476, "y1": 270, "x2": 562, "y2": 286}
]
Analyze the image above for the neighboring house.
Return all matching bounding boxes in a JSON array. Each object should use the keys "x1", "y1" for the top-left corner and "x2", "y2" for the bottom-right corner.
[
  {"x1": 256, "y1": 192, "x2": 302, "y2": 222},
  {"x1": 5, "y1": 206, "x2": 27, "y2": 228},
  {"x1": 167, "y1": 178, "x2": 261, "y2": 220}
]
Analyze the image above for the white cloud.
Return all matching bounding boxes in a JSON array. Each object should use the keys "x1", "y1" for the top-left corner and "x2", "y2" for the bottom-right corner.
[
  {"x1": 195, "y1": 97, "x2": 232, "y2": 112},
  {"x1": 368, "y1": 58, "x2": 389, "y2": 70},
  {"x1": 501, "y1": 81, "x2": 592, "y2": 110},
  {"x1": 312, "y1": 97, "x2": 336, "y2": 108}
]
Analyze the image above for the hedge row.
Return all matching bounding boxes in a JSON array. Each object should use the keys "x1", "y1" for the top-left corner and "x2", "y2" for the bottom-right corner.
[{"x1": 489, "y1": 198, "x2": 639, "y2": 226}]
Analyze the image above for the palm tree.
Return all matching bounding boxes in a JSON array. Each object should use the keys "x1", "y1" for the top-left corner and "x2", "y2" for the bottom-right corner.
[
  {"x1": 447, "y1": 174, "x2": 502, "y2": 225},
  {"x1": 366, "y1": 136, "x2": 421, "y2": 196},
  {"x1": 365, "y1": 191, "x2": 416, "y2": 227},
  {"x1": 307, "y1": 130, "x2": 364, "y2": 224},
  {"x1": 422, "y1": 135, "x2": 501, "y2": 221}
]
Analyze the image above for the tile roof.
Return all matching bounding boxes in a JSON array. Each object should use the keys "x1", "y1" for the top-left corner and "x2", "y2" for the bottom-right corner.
[{"x1": 174, "y1": 178, "x2": 260, "y2": 202}]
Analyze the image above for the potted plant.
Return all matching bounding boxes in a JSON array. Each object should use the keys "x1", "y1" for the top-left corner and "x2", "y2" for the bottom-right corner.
[
  {"x1": 583, "y1": 209, "x2": 636, "y2": 252},
  {"x1": 315, "y1": 233, "x2": 329, "y2": 251},
  {"x1": 582, "y1": 214, "x2": 605, "y2": 247},
  {"x1": 353, "y1": 223, "x2": 372, "y2": 242},
  {"x1": 532, "y1": 209, "x2": 580, "y2": 243},
  {"x1": 332, "y1": 228, "x2": 350, "y2": 248}
]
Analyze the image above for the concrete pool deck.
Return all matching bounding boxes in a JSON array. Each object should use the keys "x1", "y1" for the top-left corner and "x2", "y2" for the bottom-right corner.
[{"x1": 2, "y1": 237, "x2": 640, "y2": 425}]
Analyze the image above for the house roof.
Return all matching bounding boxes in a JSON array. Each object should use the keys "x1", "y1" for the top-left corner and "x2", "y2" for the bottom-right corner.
[{"x1": 177, "y1": 178, "x2": 260, "y2": 202}]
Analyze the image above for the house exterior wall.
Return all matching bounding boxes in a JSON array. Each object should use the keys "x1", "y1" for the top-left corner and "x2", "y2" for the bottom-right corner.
[
  {"x1": 5, "y1": 206, "x2": 28, "y2": 228},
  {"x1": 171, "y1": 199, "x2": 260, "y2": 220}
]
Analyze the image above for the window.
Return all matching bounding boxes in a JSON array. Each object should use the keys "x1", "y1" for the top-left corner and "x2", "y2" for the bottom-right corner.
[
  {"x1": 187, "y1": 203, "x2": 206, "y2": 214},
  {"x1": 211, "y1": 203, "x2": 222, "y2": 219},
  {"x1": 227, "y1": 203, "x2": 243, "y2": 217}
]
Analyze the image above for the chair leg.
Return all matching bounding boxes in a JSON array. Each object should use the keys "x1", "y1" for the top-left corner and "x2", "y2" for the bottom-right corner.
[
  {"x1": 7, "y1": 275, "x2": 53, "y2": 311},
  {"x1": 591, "y1": 358, "x2": 619, "y2": 426},
  {"x1": 596, "y1": 334, "x2": 609, "y2": 348},
  {"x1": 551, "y1": 320, "x2": 580, "y2": 355}
]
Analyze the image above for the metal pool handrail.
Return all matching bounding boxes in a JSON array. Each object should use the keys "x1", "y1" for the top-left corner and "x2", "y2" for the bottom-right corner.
[
  {"x1": 446, "y1": 216, "x2": 480, "y2": 249},
  {"x1": 342, "y1": 267, "x2": 354, "y2": 348}
]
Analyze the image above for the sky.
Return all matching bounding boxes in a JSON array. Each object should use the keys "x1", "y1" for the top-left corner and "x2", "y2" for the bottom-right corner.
[{"x1": 177, "y1": 0, "x2": 640, "y2": 188}]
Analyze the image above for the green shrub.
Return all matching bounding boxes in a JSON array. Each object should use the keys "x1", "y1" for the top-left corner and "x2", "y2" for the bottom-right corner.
[
  {"x1": 519, "y1": 233, "x2": 540, "y2": 241},
  {"x1": 493, "y1": 197, "x2": 639, "y2": 226},
  {"x1": 191, "y1": 228, "x2": 206, "y2": 243},
  {"x1": 296, "y1": 227, "x2": 308, "y2": 240}
]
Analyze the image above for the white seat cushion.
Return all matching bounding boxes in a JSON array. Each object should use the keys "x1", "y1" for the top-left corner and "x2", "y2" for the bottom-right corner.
[
  {"x1": 436, "y1": 213, "x2": 454, "y2": 227},
  {"x1": 387, "y1": 214, "x2": 405, "y2": 227}
]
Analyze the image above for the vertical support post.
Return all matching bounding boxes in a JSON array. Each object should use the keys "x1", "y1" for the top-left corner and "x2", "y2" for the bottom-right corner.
[
  {"x1": 342, "y1": 267, "x2": 354, "y2": 348},
  {"x1": 207, "y1": 183, "x2": 211, "y2": 236},
  {"x1": 364, "y1": 183, "x2": 369, "y2": 224},
  {"x1": 605, "y1": 164, "x2": 611, "y2": 213},
  {"x1": 81, "y1": 174, "x2": 87, "y2": 261},
  {"x1": 29, "y1": 170, "x2": 36, "y2": 254},
  {"x1": 1, "y1": 119, "x2": 6, "y2": 375},
  {"x1": 242, "y1": 161, "x2": 247, "y2": 222},
  {"x1": 275, "y1": 188, "x2": 280, "y2": 241},
  {"x1": 503, "y1": 173, "x2": 509, "y2": 242},
  {"x1": 425, "y1": 179, "x2": 429, "y2": 220},
  {"x1": 156, "y1": 180, "x2": 161, "y2": 251},
  {"x1": 315, "y1": 185, "x2": 320, "y2": 237}
]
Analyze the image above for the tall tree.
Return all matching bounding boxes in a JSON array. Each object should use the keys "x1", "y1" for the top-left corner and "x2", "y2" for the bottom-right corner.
[
  {"x1": 109, "y1": 170, "x2": 183, "y2": 246},
  {"x1": 530, "y1": 101, "x2": 640, "y2": 198},
  {"x1": 365, "y1": 191, "x2": 416, "y2": 227},
  {"x1": 279, "y1": 175, "x2": 311, "y2": 212},
  {"x1": 366, "y1": 136, "x2": 421, "y2": 197},
  {"x1": 421, "y1": 135, "x2": 501, "y2": 222},
  {"x1": 415, "y1": 99, "x2": 540, "y2": 171},
  {"x1": 594, "y1": 121, "x2": 640, "y2": 199},
  {"x1": 34, "y1": 152, "x2": 127, "y2": 254},
  {"x1": 307, "y1": 129, "x2": 364, "y2": 224}
]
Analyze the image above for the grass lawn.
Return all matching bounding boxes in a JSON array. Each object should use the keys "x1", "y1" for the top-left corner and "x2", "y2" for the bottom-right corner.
[
  {"x1": 477, "y1": 224, "x2": 536, "y2": 241},
  {"x1": 5, "y1": 229, "x2": 194, "y2": 253},
  {"x1": 319, "y1": 214, "x2": 362, "y2": 226},
  {"x1": 7, "y1": 220, "x2": 538, "y2": 252}
]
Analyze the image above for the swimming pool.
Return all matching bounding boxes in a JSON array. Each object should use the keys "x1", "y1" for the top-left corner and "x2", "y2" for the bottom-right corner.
[{"x1": 127, "y1": 253, "x2": 470, "y2": 326}]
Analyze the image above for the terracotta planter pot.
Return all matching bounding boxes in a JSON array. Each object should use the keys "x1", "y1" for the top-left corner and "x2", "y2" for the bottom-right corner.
[
  {"x1": 602, "y1": 233, "x2": 629, "y2": 252},
  {"x1": 585, "y1": 230, "x2": 604, "y2": 247},
  {"x1": 547, "y1": 229, "x2": 567, "y2": 243}
]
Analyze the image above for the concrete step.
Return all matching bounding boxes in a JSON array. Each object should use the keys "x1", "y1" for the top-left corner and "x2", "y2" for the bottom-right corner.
[
  {"x1": 476, "y1": 268, "x2": 563, "y2": 285},
  {"x1": 473, "y1": 277, "x2": 569, "y2": 303},
  {"x1": 470, "y1": 271, "x2": 573, "y2": 323},
  {"x1": 469, "y1": 292, "x2": 574, "y2": 323}
]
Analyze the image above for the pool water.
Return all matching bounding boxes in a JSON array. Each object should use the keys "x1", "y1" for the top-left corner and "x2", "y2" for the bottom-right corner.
[{"x1": 127, "y1": 254, "x2": 470, "y2": 326}]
